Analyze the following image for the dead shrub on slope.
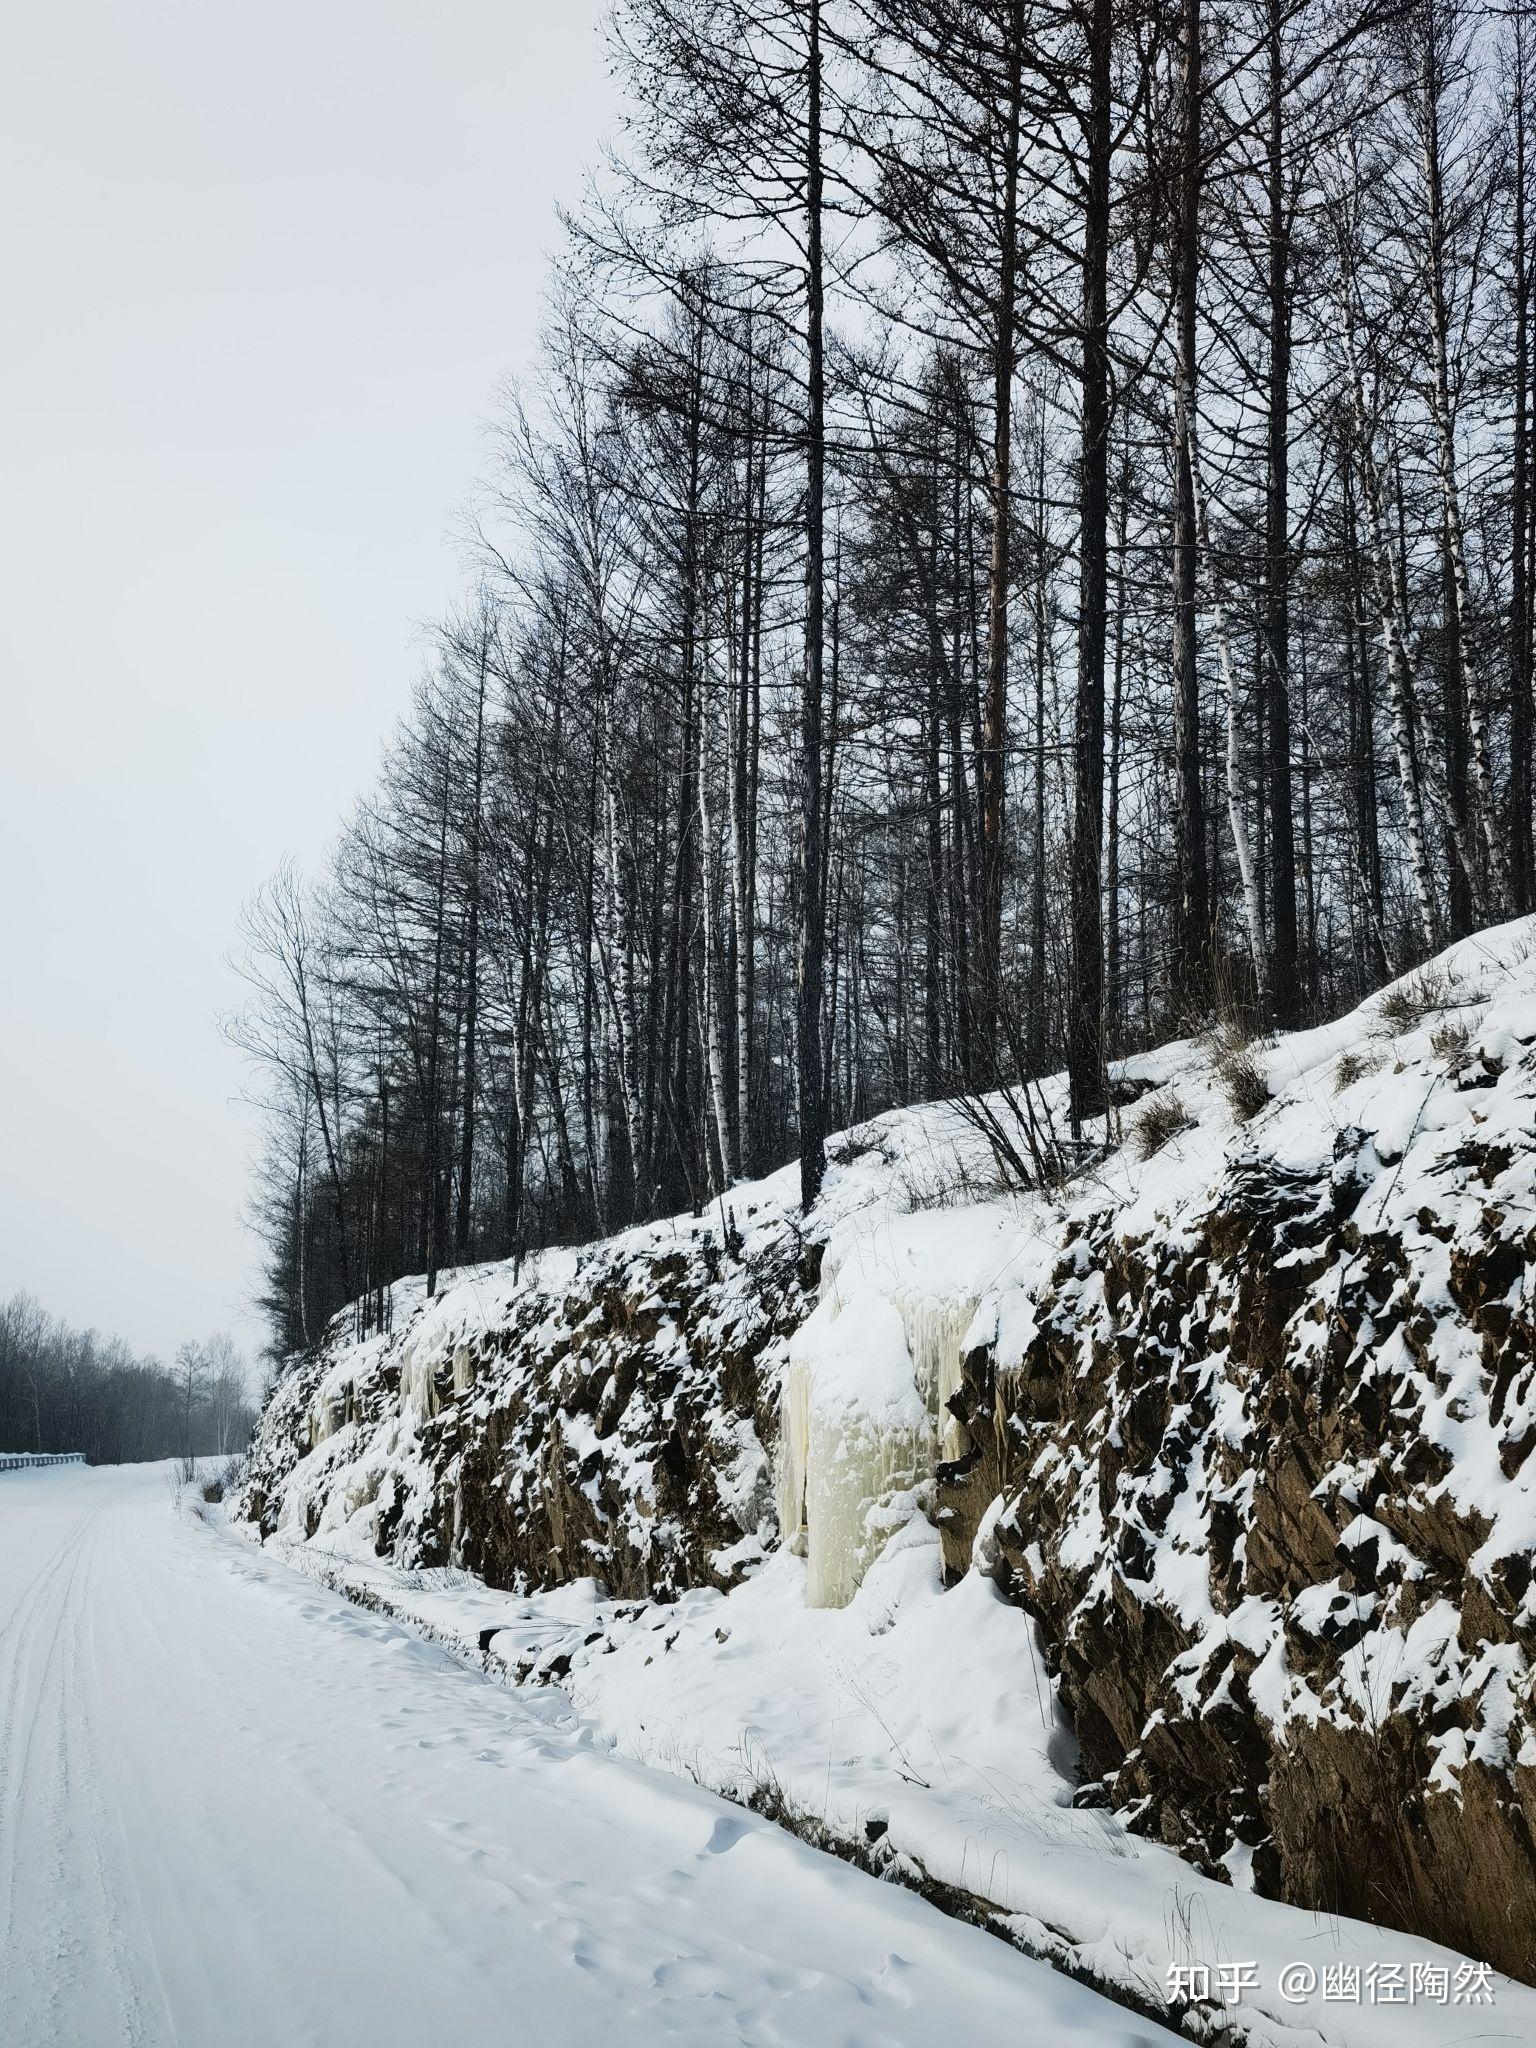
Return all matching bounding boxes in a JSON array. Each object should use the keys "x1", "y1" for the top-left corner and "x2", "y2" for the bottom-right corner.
[
  {"x1": 1212, "y1": 1030, "x2": 1270, "y2": 1124},
  {"x1": 1132, "y1": 1093, "x2": 1195, "y2": 1160},
  {"x1": 1378, "y1": 964, "x2": 1461, "y2": 1033},
  {"x1": 1333, "y1": 1049, "x2": 1379, "y2": 1093}
]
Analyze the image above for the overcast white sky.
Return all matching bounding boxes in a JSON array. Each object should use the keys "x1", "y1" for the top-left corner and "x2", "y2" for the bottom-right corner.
[{"x1": 0, "y1": 0, "x2": 614, "y2": 1361}]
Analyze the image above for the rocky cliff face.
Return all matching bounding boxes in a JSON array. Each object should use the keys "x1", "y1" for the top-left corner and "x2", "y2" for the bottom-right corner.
[
  {"x1": 943, "y1": 933, "x2": 1536, "y2": 1981},
  {"x1": 240, "y1": 919, "x2": 1536, "y2": 1988},
  {"x1": 243, "y1": 1199, "x2": 813, "y2": 1601}
]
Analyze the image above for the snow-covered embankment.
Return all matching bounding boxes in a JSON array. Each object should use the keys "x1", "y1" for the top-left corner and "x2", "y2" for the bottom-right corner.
[{"x1": 238, "y1": 918, "x2": 1536, "y2": 2038}]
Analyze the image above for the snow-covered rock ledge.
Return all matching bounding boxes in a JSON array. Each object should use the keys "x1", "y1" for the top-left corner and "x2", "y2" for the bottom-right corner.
[
  {"x1": 958, "y1": 921, "x2": 1536, "y2": 1984},
  {"x1": 242, "y1": 1201, "x2": 814, "y2": 1600},
  {"x1": 238, "y1": 917, "x2": 1536, "y2": 2004}
]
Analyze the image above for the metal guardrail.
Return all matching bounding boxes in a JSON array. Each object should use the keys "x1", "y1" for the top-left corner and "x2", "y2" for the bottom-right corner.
[{"x1": 0, "y1": 1451, "x2": 86, "y2": 1471}]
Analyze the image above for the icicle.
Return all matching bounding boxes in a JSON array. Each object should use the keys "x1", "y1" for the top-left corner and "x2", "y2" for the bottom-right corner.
[
  {"x1": 398, "y1": 1339, "x2": 440, "y2": 1421},
  {"x1": 776, "y1": 1353, "x2": 812, "y2": 1559},
  {"x1": 777, "y1": 1287, "x2": 931, "y2": 1608},
  {"x1": 803, "y1": 1391, "x2": 927, "y2": 1608},
  {"x1": 308, "y1": 1383, "x2": 347, "y2": 1446},
  {"x1": 893, "y1": 1292, "x2": 983, "y2": 1462},
  {"x1": 452, "y1": 1343, "x2": 475, "y2": 1395},
  {"x1": 777, "y1": 1266, "x2": 986, "y2": 1608}
]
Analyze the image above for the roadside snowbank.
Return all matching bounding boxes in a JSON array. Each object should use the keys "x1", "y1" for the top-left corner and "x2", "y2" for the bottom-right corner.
[
  {"x1": 239, "y1": 1498, "x2": 1536, "y2": 2048},
  {"x1": 238, "y1": 915, "x2": 1536, "y2": 2025}
]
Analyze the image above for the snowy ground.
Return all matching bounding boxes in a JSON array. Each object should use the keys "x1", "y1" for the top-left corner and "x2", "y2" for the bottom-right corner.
[
  {"x1": 0, "y1": 1460, "x2": 1177, "y2": 2048},
  {"x1": 255, "y1": 1498, "x2": 1536, "y2": 2048}
]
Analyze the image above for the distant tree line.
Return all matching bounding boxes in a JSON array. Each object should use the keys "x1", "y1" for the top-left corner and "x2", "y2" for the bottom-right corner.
[
  {"x1": 0, "y1": 1296, "x2": 253, "y2": 1464},
  {"x1": 231, "y1": 0, "x2": 1536, "y2": 1358}
]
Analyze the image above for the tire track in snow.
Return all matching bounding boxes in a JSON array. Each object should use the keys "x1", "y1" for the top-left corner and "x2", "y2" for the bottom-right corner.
[
  {"x1": 0, "y1": 1504, "x2": 96, "y2": 1896},
  {"x1": 112, "y1": 1501, "x2": 491, "y2": 2042},
  {"x1": 72, "y1": 1503, "x2": 182, "y2": 2047},
  {"x1": 0, "y1": 1486, "x2": 177, "y2": 2048},
  {"x1": 0, "y1": 1503, "x2": 93, "y2": 1687},
  {"x1": 90, "y1": 1506, "x2": 314, "y2": 2048},
  {"x1": 0, "y1": 1500, "x2": 100, "y2": 2044}
]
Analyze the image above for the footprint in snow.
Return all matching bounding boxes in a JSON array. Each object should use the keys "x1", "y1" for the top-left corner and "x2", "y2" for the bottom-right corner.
[
  {"x1": 759, "y1": 1962, "x2": 822, "y2": 1995},
  {"x1": 858, "y1": 1953, "x2": 915, "y2": 2011},
  {"x1": 702, "y1": 1813, "x2": 752, "y2": 1856},
  {"x1": 652, "y1": 1956, "x2": 730, "y2": 1999}
]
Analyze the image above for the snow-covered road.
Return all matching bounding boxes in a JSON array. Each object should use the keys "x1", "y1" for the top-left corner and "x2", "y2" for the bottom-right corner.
[{"x1": 0, "y1": 1462, "x2": 1169, "y2": 2048}]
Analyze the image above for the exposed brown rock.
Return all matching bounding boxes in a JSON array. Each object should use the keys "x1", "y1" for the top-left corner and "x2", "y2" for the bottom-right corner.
[{"x1": 940, "y1": 1040, "x2": 1536, "y2": 1984}]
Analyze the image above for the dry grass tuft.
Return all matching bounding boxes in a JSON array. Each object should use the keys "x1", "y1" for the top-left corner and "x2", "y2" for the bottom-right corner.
[
  {"x1": 1378, "y1": 965, "x2": 1457, "y2": 1033},
  {"x1": 1132, "y1": 1093, "x2": 1195, "y2": 1160},
  {"x1": 1430, "y1": 1019, "x2": 1473, "y2": 1065},
  {"x1": 1213, "y1": 1033, "x2": 1270, "y2": 1123},
  {"x1": 1333, "y1": 1049, "x2": 1380, "y2": 1094}
]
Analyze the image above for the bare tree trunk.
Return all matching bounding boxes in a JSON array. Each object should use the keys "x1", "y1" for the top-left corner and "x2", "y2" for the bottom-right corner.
[
  {"x1": 978, "y1": 0, "x2": 1024, "y2": 1072},
  {"x1": 949, "y1": 405, "x2": 975, "y2": 1084},
  {"x1": 796, "y1": 0, "x2": 828, "y2": 1208},
  {"x1": 736, "y1": 423, "x2": 764, "y2": 1173},
  {"x1": 726, "y1": 376, "x2": 757, "y2": 1177},
  {"x1": 1028, "y1": 403, "x2": 1049, "y2": 1067},
  {"x1": 294, "y1": 1119, "x2": 311, "y2": 1350},
  {"x1": 1342, "y1": 454, "x2": 1389, "y2": 982},
  {"x1": 1263, "y1": 0, "x2": 1299, "y2": 1016},
  {"x1": 924, "y1": 446, "x2": 946, "y2": 1092},
  {"x1": 424, "y1": 730, "x2": 453, "y2": 1300},
  {"x1": 1418, "y1": 25, "x2": 1509, "y2": 913},
  {"x1": 1190, "y1": 431, "x2": 1266, "y2": 997},
  {"x1": 1512, "y1": 11, "x2": 1534, "y2": 910},
  {"x1": 1170, "y1": 0, "x2": 1211, "y2": 1011},
  {"x1": 1330, "y1": 189, "x2": 1441, "y2": 956},
  {"x1": 1350, "y1": 402, "x2": 1439, "y2": 951},
  {"x1": 699, "y1": 638, "x2": 731, "y2": 1190},
  {"x1": 1067, "y1": 0, "x2": 1112, "y2": 1124},
  {"x1": 1105, "y1": 441, "x2": 1129, "y2": 1044},
  {"x1": 598, "y1": 696, "x2": 640, "y2": 1217},
  {"x1": 454, "y1": 630, "x2": 488, "y2": 1257},
  {"x1": 663, "y1": 651, "x2": 696, "y2": 1206}
]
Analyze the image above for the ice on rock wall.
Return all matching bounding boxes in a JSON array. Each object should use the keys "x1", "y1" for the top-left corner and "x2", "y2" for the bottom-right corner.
[
  {"x1": 775, "y1": 1353, "x2": 811, "y2": 1560},
  {"x1": 779, "y1": 1286, "x2": 931, "y2": 1608},
  {"x1": 779, "y1": 1204, "x2": 1008, "y2": 1607},
  {"x1": 306, "y1": 1366, "x2": 353, "y2": 1448},
  {"x1": 892, "y1": 1292, "x2": 983, "y2": 1461},
  {"x1": 308, "y1": 1392, "x2": 341, "y2": 1447},
  {"x1": 394, "y1": 1286, "x2": 505, "y2": 1423},
  {"x1": 399, "y1": 1336, "x2": 440, "y2": 1420}
]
